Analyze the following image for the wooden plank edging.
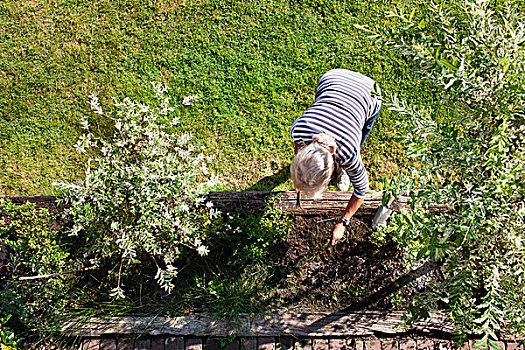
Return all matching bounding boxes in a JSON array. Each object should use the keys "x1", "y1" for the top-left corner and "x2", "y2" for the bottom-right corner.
[
  {"x1": 205, "y1": 191, "x2": 449, "y2": 216},
  {"x1": 0, "y1": 191, "x2": 449, "y2": 217},
  {"x1": 0, "y1": 195, "x2": 61, "y2": 211},
  {"x1": 61, "y1": 311, "x2": 455, "y2": 338}
]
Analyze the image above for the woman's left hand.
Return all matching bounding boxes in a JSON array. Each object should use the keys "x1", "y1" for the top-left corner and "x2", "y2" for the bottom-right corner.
[{"x1": 331, "y1": 223, "x2": 345, "y2": 245}]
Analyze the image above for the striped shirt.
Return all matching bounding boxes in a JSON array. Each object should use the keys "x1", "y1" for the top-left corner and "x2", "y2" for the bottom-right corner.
[{"x1": 290, "y1": 69, "x2": 382, "y2": 198}]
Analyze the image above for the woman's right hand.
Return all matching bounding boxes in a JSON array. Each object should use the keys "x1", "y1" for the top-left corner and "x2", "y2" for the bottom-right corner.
[{"x1": 331, "y1": 223, "x2": 345, "y2": 245}]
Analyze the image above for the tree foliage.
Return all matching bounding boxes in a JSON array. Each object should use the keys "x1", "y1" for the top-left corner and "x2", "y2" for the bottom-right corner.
[{"x1": 362, "y1": 0, "x2": 524, "y2": 345}]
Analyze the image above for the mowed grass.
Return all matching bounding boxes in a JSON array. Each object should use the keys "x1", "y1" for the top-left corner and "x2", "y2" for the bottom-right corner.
[{"x1": 0, "y1": 0, "x2": 442, "y2": 195}]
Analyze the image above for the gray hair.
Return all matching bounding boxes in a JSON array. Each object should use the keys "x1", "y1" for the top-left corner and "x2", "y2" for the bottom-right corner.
[{"x1": 290, "y1": 133, "x2": 337, "y2": 199}]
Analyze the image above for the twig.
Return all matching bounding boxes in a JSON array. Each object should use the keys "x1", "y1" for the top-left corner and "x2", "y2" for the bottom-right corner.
[
  {"x1": 317, "y1": 217, "x2": 336, "y2": 223},
  {"x1": 19, "y1": 266, "x2": 96, "y2": 281}
]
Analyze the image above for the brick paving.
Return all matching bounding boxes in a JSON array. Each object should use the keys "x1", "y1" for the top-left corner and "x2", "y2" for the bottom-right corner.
[{"x1": 52, "y1": 337, "x2": 525, "y2": 350}]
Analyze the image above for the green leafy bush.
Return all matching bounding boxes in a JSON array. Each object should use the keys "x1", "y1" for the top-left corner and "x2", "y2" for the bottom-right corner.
[
  {"x1": 0, "y1": 200, "x2": 69, "y2": 275},
  {"x1": 362, "y1": 0, "x2": 524, "y2": 346},
  {"x1": 54, "y1": 84, "x2": 220, "y2": 298},
  {"x1": 0, "y1": 199, "x2": 75, "y2": 344}
]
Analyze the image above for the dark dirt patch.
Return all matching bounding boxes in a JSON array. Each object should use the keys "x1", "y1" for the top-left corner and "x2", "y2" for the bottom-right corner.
[{"x1": 266, "y1": 215, "x2": 440, "y2": 312}]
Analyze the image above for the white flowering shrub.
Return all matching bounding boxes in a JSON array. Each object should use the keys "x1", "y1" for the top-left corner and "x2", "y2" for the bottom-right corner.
[
  {"x1": 54, "y1": 84, "x2": 220, "y2": 297},
  {"x1": 362, "y1": 0, "x2": 524, "y2": 346}
]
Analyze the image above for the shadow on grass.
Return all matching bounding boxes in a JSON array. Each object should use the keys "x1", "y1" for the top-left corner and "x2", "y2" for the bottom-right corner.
[{"x1": 245, "y1": 165, "x2": 291, "y2": 192}]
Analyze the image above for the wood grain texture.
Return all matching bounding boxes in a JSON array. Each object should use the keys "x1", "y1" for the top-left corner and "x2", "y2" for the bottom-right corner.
[
  {"x1": 61, "y1": 311, "x2": 455, "y2": 338},
  {"x1": 205, "y1": 191, "x2": 449, "y2": 216},
  {"x1": 1, "y1": 191, "x2": 449, "y2": 217}
]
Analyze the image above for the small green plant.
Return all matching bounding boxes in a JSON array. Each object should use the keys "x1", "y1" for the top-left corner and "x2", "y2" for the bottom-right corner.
[
  {"x1": 54, "y1": 83, "x2": 221, "y2": 297},
  {"x1": 370, "y1": 174, "x2": 413, "y2": 246},
  {"x1": 0, "y1": 199, "x2": 70, "y2": 275},
  {"x1": 0, "y1": 315, "x2": 21, "y2": 350},
  {"x1": 215, "y1": 197, "x2": 291, "y2": 265},
  {"x1": 361, "y1": 0, "x2": 525, "y2": 346}
]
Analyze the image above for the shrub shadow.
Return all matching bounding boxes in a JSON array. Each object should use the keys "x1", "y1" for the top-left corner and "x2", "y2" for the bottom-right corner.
[{"x1": 245, "y1": 165, "x2": 291, "y2": 191}]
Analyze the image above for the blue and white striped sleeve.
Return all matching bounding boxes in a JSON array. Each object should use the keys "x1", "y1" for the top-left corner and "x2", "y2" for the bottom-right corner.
[{"x1": 342, "y1": 153, "x2": 369, "y2": 198}]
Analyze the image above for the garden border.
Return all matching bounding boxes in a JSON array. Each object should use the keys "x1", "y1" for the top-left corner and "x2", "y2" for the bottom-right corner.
[
  {"x1": 3, "y1": 195, "x2": 523, "y2": 350},
  {"x1": 0, "y1": 191, "x2": 449, "y2": 216}
]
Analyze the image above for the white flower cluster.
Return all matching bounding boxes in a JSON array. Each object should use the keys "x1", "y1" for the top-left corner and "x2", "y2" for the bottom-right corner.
[
  {"x1": 193, "y1": 238, "x2": 209, "y2": 257},
  {"x1": 182, "y1": 95, "x2": 199, "y2": 106},
  {"x1": 88, "y1": 94, "x2": 104, "y2": 115}
]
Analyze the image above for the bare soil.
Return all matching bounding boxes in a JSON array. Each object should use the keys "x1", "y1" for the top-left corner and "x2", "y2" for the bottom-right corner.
[{"x1": 266, "y1": 215, "x2": 439, "y2": 312}]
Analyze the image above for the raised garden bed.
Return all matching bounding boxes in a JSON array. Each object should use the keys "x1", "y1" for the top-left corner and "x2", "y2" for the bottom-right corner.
[
  {"x1": 1, "y1": 191, "x2": 446, "y2": 312},
  {"x1": 3, "y1": 192, "x2": 522, "y2": 349}
]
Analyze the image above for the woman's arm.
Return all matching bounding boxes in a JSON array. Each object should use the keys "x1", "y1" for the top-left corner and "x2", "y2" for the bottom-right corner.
[
  {"x1": 330, "y1": 194, "x2": 364, "y2": 245},
  {"x1": 294, "y1": 141, "x2": 301, "y2": 154}
]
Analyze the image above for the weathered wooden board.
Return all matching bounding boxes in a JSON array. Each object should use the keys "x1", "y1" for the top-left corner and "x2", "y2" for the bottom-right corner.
[
  {"x1": 0, "y1": 196, "x2": 63, "y2": 211},
  {"x1": 61, "y1": 311, "x2": 455, "y2": 338},
  {"x1": 205, "y1": 191, "x2": 449, "y2": 216},
  {"x1": 1, "y1": 191, "x2": 449, "y2": 217}
]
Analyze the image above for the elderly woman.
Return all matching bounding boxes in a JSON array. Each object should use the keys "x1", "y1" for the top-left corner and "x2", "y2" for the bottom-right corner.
[{"x1": 290, "y1": 69, "x2": 381, "y2": 245}]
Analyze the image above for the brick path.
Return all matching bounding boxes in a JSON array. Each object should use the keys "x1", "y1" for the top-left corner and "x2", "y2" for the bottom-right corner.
[{"x1": 58, "y1": 336, "x2": 523, "y2": 350}]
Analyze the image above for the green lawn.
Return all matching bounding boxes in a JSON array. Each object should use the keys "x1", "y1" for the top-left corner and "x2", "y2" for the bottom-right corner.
[{"x1": 0, "y1": 0, "x2": 442, "y2": 195}]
